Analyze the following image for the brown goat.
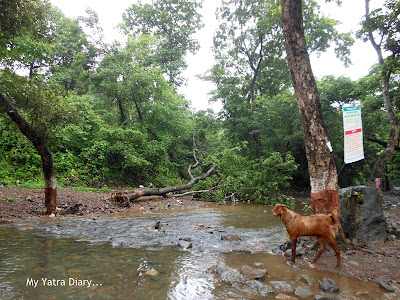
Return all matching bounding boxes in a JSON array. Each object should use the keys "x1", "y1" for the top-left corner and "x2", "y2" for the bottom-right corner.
[{"x1": 273, "y1": 203, "x2": 341, "y2": 268}]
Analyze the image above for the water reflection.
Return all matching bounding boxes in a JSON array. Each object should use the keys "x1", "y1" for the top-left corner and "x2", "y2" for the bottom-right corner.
[
  {"x1": 0, "y1": 228, "x2": 183, "y2": 299},
  {"x1": 169, "y1": 253, "x2": 218, "y2": 300},
  {"x1": 0, "y1": 203, "x2": 388, "y2": 299}
]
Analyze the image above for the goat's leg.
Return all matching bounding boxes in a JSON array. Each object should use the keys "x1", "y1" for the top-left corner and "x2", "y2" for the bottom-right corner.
[
  {"x1": 325, "y1": 236, "x2": 341, "y2": 268},
  {"x1": 313, "y1": 236, "x2": 325, "y2": 263},
  {"x1": 290, "y1": 237, "x2": 297, "y2": 263}
]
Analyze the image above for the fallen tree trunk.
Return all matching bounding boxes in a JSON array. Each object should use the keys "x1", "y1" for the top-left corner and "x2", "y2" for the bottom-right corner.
[
  {"x1": 111, "y1": 162, "x2": 217, "y2": 206},
  {"x1": 111, "y1": 132, "x2": 218, "y2": 206}
]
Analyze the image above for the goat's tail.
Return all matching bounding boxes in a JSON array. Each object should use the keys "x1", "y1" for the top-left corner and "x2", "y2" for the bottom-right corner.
[{"x1": 328, "y1": 214, "x2": 337, "y2": 225}]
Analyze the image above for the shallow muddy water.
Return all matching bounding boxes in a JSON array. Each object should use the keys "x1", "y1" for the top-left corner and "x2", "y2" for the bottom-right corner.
[{"x1": 0, "y1": 203, "x2": 388, "y2": 299}]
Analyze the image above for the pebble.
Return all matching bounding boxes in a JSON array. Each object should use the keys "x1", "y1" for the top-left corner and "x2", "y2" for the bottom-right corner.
[
  {"x1": 379, "y1": 280, "x2": 395, "y2": 292},
  {"x1": 245, "y1": 280, "x2": 273, "y2": 296},
  {"x1": 221, "y1": 234, "x2": 242, "y2": 241},
  {"x1": 299, "y1": 274, "x2": 314, "y2": 286},
  {"x1": 239, "y1": 265, "x2": 267, "y2": 280},
  {"x1": 144, "y1": 268, "x2": 159, "y2": 276},
  {"x1": 177, "y1": 240, "x2": 192, "y2": 249},
  {"x1": 294, "y1": 286, "x2": 313, "y2": 299},
  {"x1": 269, "y1": 281, "x2": 293, "y2": 293},
  {"x1": 319, "y1": 278, "x2": 339, "y2": 293}
]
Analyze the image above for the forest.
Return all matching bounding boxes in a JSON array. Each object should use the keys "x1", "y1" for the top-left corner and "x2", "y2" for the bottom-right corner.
[{"x1": 0, "y1": 0, "x2": 399, "y2": 208}]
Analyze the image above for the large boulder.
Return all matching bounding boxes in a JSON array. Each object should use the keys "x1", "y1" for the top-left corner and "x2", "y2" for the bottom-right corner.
[{"x1": 340, "y1": 186, "x2": 387, "y2": 241}]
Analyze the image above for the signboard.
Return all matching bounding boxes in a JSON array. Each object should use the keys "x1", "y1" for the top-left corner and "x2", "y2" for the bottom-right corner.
[{"x1": 343, "y1": 106, "x2": 364, "y2": 164}]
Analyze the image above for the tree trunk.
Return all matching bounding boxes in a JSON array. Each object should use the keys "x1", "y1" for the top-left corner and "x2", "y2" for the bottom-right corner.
[
  {"x1": 111, "y1": 162, "x2": 217, "y2": 206},
  {"x1": 117, "y1": 98, "x2": 126, "y2": 125},
  {"x1": 0, "y1": 90, "x2": 57, "y2": 214},
  {"x1": 365, "y1": 0, "x2": 400, "y2": 188},
  {"x1": 112, "y1": 132, "x2": 218, "y2": 206},
  {"x1": 281, "y1": 0, "x2": 339, "y2": 219}
]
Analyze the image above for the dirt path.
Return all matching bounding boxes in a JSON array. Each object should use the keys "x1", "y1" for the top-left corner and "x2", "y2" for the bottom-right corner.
[{"x1": 0, "y1": 188, "x2": 209, "y2": 218}]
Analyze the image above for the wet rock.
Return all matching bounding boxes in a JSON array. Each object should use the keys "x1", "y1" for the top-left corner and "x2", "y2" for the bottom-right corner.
[
  {"x1": 245, "y1": 280, "x2": 274, "y2": 297},
  {"x1": 272, "y1": 248, "x2": 285, "y2": 255},
  {"x1": 239, "y1": 265, "x2": 267, "y2": 280},
  {"x1": 379, "y1": 280, "x2": 395, "y2": 292},
  {"x1": 154, "y1": 221, "x2": 161, "y2": 230},
  {"x1": 212, "y1": 264, "x2": 273, "y2": 297},
  {"x1": 218, "y1": 265, "x2": 244, "y2": 285},
  {"x1": 177, "y1": 240, "x2": 192, "y2": 249},
  {"x1": 319, "y1": 278, "x2": 339, "y2": 293},
  {"x1": 232, "y1": 282, "x2": 256, "y2": 295},
  {"x1": 294, "y1": 286, "x2": 313, "y2": 299},
  {"x1": 66, "y1": 203, "x2": 83, "y2": 214},
  {"x1": 315, "y1": 296, "x2": 334, "y2": 300},
  {"x1": 269, "y1": 281, "x2": 293, "y2": 293},
  {"x1": 145, "y1": 268, "x2": 159, "y2": 276},
  {"x1": 340, "y1": 186, "x2": 387, "y2": 241},
  {"x1": 299, "y1": 274, "x2": 314, "y2": 286},
  {"x1": 254, "y1": 262, "x2": 264, "y2": 267},
  {"x1": 221, "y1": 234, "x2": 242, "y2": 241}
]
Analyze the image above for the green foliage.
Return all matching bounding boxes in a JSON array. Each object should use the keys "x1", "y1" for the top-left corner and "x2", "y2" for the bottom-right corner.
[
  {"x1": 0, "y1": 0, "x2": 51, "y2": 60},
  {"x1": 121, "y1": 0, "x2": 204, "y2": 86},
  {"x1": 208, "y1": 144, "x2": 298, "y2": 204},
  {"x1": 209, "y1": 0, "x2": 354, "y2": 161},
  {"x1": 1, "y1": 0, "x2": 398, "y2": 206},
  {"x1": 0, "y1": 116, "x2": 42, "y2": 185},
  {"x1": 358, "y1": 0, "x2": 400, "y2": 57},
  {"x1": 303, "y1": 0, "x2": 354, "y2": 66}
]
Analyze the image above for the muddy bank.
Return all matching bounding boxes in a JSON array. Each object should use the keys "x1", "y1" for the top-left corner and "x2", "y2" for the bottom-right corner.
[
  {"x1": 0, "y1": 188, "x2": 210, "y2": 218},
  {"x1": 1, "y1": 187, "x2": 400, "y2": 289}
]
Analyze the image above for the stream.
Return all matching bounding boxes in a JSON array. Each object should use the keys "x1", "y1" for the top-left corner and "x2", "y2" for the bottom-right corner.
[{"x1": 0, "y1": 202, "x2": 387, "y2": 299}]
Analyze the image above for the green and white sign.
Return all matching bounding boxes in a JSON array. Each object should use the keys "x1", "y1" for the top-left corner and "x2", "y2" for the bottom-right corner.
[{"x1": 343, "y1": 106, "x2": 364, "y2": 164}]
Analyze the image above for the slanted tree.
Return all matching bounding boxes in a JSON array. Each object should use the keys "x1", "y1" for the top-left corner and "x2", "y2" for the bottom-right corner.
[
  {"x1": 281, "y1": 0, "x2": 340, "y2": 219},
  {"x1": 360, "y1": 0, "x2": 399, "y2": 188},
  {"x1": 0, "y1": 0, "x2": 57, "y2": 214},
  {"x1": 0, "y1": 90, "x2": 56, "y2": 214}
]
